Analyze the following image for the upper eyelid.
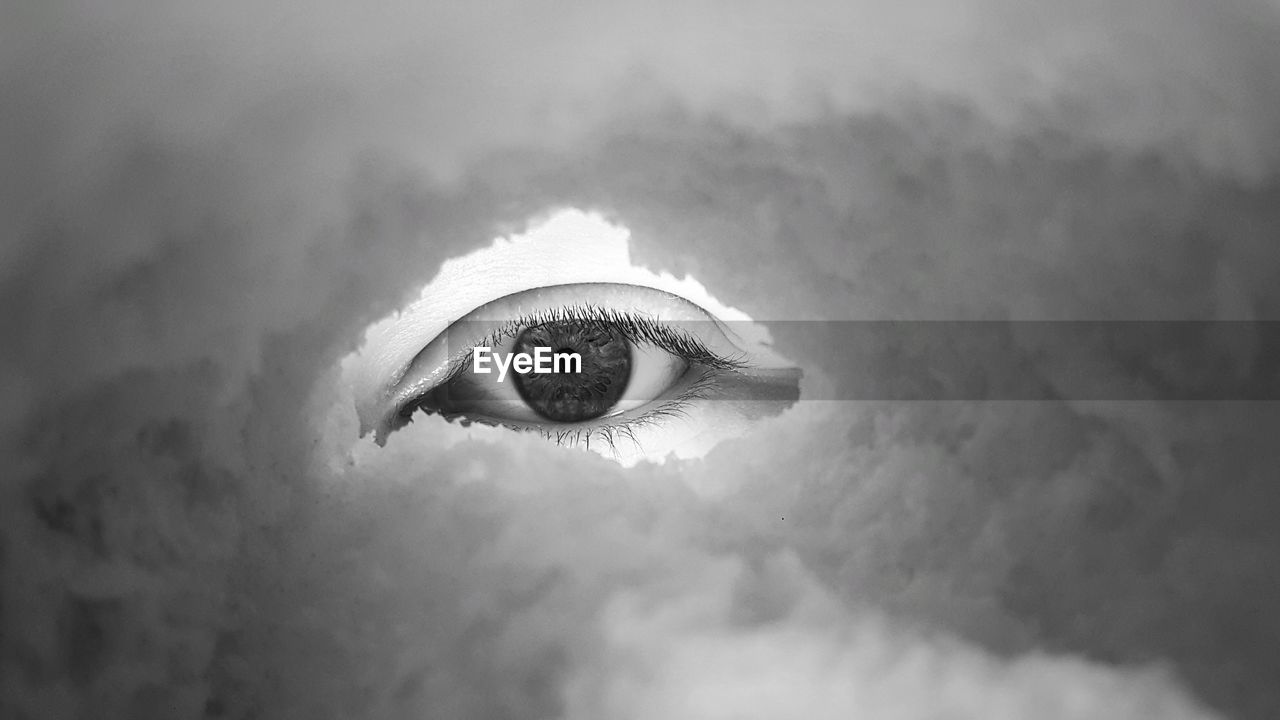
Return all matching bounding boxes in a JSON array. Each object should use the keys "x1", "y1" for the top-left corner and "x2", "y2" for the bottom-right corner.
[
  {"x1": 475, "y1": 306, "x2": 751, "y2": 370},
  {"x1": 388, "y1": 284, "x2": 677, "y2": 380}
]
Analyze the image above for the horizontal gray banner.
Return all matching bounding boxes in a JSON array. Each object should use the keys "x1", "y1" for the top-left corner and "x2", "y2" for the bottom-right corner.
[
  {"x1": 765, "y1": 320, "x2": 1280, "y2": 401},
  {"x1": 440, "y1": 320, "x2": 1280, "y2": 401}
]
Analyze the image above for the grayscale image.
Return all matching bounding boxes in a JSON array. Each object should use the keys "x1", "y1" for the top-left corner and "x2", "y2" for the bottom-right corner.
[{"x1": 3, "y1": 2, "x2": 1280, "y2": 719}]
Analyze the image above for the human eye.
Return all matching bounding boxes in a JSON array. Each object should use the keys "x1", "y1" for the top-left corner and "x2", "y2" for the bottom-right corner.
[{"x1": 367, "y1": 281, "x2": 799, "y2": 460}]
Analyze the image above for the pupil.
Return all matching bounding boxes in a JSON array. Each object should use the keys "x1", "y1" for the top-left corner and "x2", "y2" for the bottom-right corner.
[{"x1": 511, "y1": 320, "x2": 631, "y2": 423}]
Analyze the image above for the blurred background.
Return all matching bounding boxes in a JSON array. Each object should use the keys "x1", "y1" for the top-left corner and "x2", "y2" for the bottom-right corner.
[{"x1": 3, "y1": 1, "x2": 1280, "y2": 718}]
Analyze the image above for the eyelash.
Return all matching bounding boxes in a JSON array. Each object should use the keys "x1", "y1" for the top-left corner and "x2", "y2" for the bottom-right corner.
[
  {"x1": 469, "y1": 303, "x2": 745, "y2": 370},
  {"x1": 400, "y1": 303, "x2": 748, "y2": 452}
]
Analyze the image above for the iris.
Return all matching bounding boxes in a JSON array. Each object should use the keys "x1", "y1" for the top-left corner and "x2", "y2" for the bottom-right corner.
[{"x1": 511, "y1": 319, "x2": 631, "y2": 422}]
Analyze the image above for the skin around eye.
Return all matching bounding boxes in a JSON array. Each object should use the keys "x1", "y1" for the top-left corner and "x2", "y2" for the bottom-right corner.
[
  {"x1": 390, "y1": 285, "x2": 735, "y2": 428},
  {"x1": 376, "y1": 286, "x2": 750, "y2": 426},
  {"x1": 357, "y1": 281, "x2": 801, "y2": 462}
]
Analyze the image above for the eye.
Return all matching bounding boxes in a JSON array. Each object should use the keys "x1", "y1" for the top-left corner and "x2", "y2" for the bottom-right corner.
[
  {"x1": 378, "y1": 283, "x2": 758, "y2": 450},
  {"x1": 344, "y1": 209, "x2": 802, "y2": 463}
]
